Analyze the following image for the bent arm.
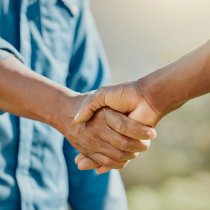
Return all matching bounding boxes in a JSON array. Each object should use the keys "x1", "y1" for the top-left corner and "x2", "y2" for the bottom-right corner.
[
  {"x1": 75, "y1": 39, "x2": 210, "y2": 125},
  {"x1": 0, "y1": 56, "x2": 83, "y2": 133},
  {"x1": 74, "y1": 39, "x2": 210, "y2": 174},
  {"x1": 0, "y1": 56, "x2": 155, "y2": 170}
]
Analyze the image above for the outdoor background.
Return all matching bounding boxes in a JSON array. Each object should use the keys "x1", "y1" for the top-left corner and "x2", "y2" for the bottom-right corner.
[{"x1": 91, "y1": 1, "x2": 210, "y2": 209}]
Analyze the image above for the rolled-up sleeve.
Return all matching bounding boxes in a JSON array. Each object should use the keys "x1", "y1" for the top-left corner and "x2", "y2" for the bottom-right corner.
[
  {"x1": 0, "y1": 37, "x2": 24, "y2": 63},
  {"x1": 0, "y1": 50, "x2": 14, "y2": 62},
  {"x1": 0, "y1": 38, "x2": 24, "y2": 114}
]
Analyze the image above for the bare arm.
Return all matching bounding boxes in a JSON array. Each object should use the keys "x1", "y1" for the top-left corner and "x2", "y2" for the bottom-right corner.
[
  {"x1": 0, "y1": 57, "x2": 154, "y2": 169},
  {"x1": 0, "y1": 57, "x2": 81, "y2": 130},
  {"x1": 139, "y1": 40, "x2": 210, "y2": 118},
  {"x1": 75, "y1": 39, "x2": 210, "y2": 173}
]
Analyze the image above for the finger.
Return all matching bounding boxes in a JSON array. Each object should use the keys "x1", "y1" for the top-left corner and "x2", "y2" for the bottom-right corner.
[
  {"x1": 75, "y1": 154, "x2": 111, "y2": 173},
  {"x1": 75, "y1": 153, "x2": 86, "y2": 165},
  {"x1": 96, "y1": 166, "x2": 111, "y2": 174},
  {"x1": 73, "y1": 142, "x2": 132, "y2": 169},
  {"x1": 77, "y1": 156, "x2": 111, "y2": 174},
  {"x1": 78, "y1": 157, "x2": 100, "y2": 170},
  {"x1": 90, "y1": 153, "x2": 129, "y2": 169},
  {"x1": 74, "y1": 90, "x2": 106, "y2": 124},
  {"x1": 75, "y1": 153, "x2": 101, "y2": 170},
  {"x1": 98, "y1": 121, "x2": 150, "y2": 153},
  {"x1": 73, "y1": 126, "x2": 138, "y2": 162},
  {"x1": 96, "y1": 141, "x2": 139, "y2": 161},
  {"x1": 104, "y1": 107, "x2": 156, "y2": 140}
]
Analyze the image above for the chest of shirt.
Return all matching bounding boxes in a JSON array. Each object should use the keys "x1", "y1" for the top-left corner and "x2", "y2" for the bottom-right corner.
[{"x1": 0, "y1": 0, "x2": 80, "y2": 85}]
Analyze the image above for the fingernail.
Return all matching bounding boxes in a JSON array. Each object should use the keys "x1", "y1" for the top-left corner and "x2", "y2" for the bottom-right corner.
[
  {"x1": 74, "y1": 112, "x2": 80, "y2": 122},
  {"x1": 148, "y1": 129, "x2": 157, "y2": 139}
]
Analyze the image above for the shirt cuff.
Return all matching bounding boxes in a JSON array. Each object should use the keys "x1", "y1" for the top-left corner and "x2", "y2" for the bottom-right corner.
[
  {"x1": 0, "y1": 50, "x2": 14, "y2": 62},
  {"x1": 0, "y1": 50, "x2": 12, "y2": 114},
  {"x1": 0, "y1": 37, "x2": 24, "y2": 63}
]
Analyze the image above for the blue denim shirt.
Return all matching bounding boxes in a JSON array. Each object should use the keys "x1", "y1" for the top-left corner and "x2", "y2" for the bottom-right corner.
[{"x1": 0, "y1": 0, "x2": 128, "y2": 209}]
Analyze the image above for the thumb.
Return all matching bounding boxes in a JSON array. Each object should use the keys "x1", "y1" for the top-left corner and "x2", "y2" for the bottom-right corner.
[
  {"x1": 73, "y1": 105, "x2": 95, "y2": 124},
  {"x1": 74, "y1": 91, "x2": 106, "y2": 124}
]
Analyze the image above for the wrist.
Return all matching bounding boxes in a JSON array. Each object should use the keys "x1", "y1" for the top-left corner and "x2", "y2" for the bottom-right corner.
[
  {"x1": 139, "y1": 40, "x2": 210, "y2": 118},
  {"x1": 137, "y1": 70, "x2": 185, "y2": 119},
  {"x1": 0, "y1": 56, "x2": 89, "y2": 134},
  {"x1": 129, "y1": 79, "x2": 163, "y2": 128},
  {"x1": 49, "y1": 89, "x2": 88, "y2": 135}
]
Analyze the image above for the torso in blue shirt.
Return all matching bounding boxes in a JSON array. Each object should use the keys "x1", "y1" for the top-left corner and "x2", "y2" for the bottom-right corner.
[{"x1": 0, "y1": 0, "x2": 128, "y2": 210}]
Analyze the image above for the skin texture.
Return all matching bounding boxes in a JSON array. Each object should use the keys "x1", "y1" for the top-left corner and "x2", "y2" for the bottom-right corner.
[
  {"x1": 74, "y1": 81, "x2": 159, "y2": 174},
  {"x1": 62, "y1": 106, "x2": 155, "y2": 168},
  {"x1": 139, "y1": 40, "x2": 210, "y2": 117},
  {"x1": 0, "y1": 57, "x2": 156, "y2": 169},
  {"x1": 75, "y1": 39, "x2": 210, "y2": 174}
]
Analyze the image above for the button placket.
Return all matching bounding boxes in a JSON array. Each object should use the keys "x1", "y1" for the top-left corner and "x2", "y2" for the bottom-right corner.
[{"x1": 60, "y1": 0, "x2": 79, "y2": 17}]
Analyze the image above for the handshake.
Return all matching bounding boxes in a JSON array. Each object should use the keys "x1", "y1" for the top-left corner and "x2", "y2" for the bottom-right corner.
[
  {"x1": 72, "y1": 80, "x2": 160, "y2": 174},
  {"x1": 67, "y1": 39, "x2": 210, "y2": 174},
  {"x1": 1, "y1": 39, "x2": 209, "y2": 176}
]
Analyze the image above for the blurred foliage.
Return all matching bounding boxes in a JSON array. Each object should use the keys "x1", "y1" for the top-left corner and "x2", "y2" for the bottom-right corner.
[
  {"x1": 121, "y1": 94, "x2": 210, "y2": 209},
  {"x1": 127, "y1": 172, "x2": 210, "y2": 210}
]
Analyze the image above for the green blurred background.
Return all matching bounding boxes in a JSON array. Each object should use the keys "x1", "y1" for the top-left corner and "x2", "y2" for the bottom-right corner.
[{"x1": 91, "y1": 0, "x2": 210, "y2": 209}]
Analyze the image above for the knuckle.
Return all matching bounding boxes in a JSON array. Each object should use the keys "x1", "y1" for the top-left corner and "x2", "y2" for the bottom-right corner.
[
  {"x1": 100, "y1": 157, "x2": 111, "y2": 167},
  {"x1": 95, "y1": 107, "x2": 104, "y2": 116},
  {"x1": 94, "y1": 107, "x2": 108, "y2": 120},
  {"x1": 115, "y1": 119, "x2": 125, "y2": 134},
  {"x1": 81, "y1": 149, "x2": 90, "y2": 157},
  {"x1": 89, "y1": 125, "x2": 100, "y2": 136},
  {"x1": 139, "y1": 128, "x2": 149, "y2": 140},
  {"x1": 121, "y1": 139, "x2": 130, "y2": 151},
  {"x1": 116, "y1": 151, "x2": 126, "y2": 161},
  {"x1": 131, "y1": 124, "x2": 146, "y2": 140},
  {"x1": 100, "y1": 107, "x2": 110, "y2": 117},
  {"x1": 95, "y1": 87, "x2": 107, "y2": 103},
  {"x1": 82, "y1": 141, "x2": 98, "y2": 156}
]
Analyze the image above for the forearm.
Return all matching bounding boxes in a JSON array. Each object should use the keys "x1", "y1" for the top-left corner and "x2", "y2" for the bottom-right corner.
[
  {"x1": 139, "y1": 39, "x2": 210, "y2": 117},
  {"x1": 0, "y1": 57, "x2": 83, "y2": 133}
]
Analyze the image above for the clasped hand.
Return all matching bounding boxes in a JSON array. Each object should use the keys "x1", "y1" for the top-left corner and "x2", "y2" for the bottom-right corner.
[{"x1": 73, "y1": 80, "x2": 160, "y2": 174}]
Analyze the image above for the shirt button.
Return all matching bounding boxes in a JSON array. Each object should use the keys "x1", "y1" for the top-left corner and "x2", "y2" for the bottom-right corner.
[{"x1": 71, "y1": 5, "x2": 79, "y2": 17}]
